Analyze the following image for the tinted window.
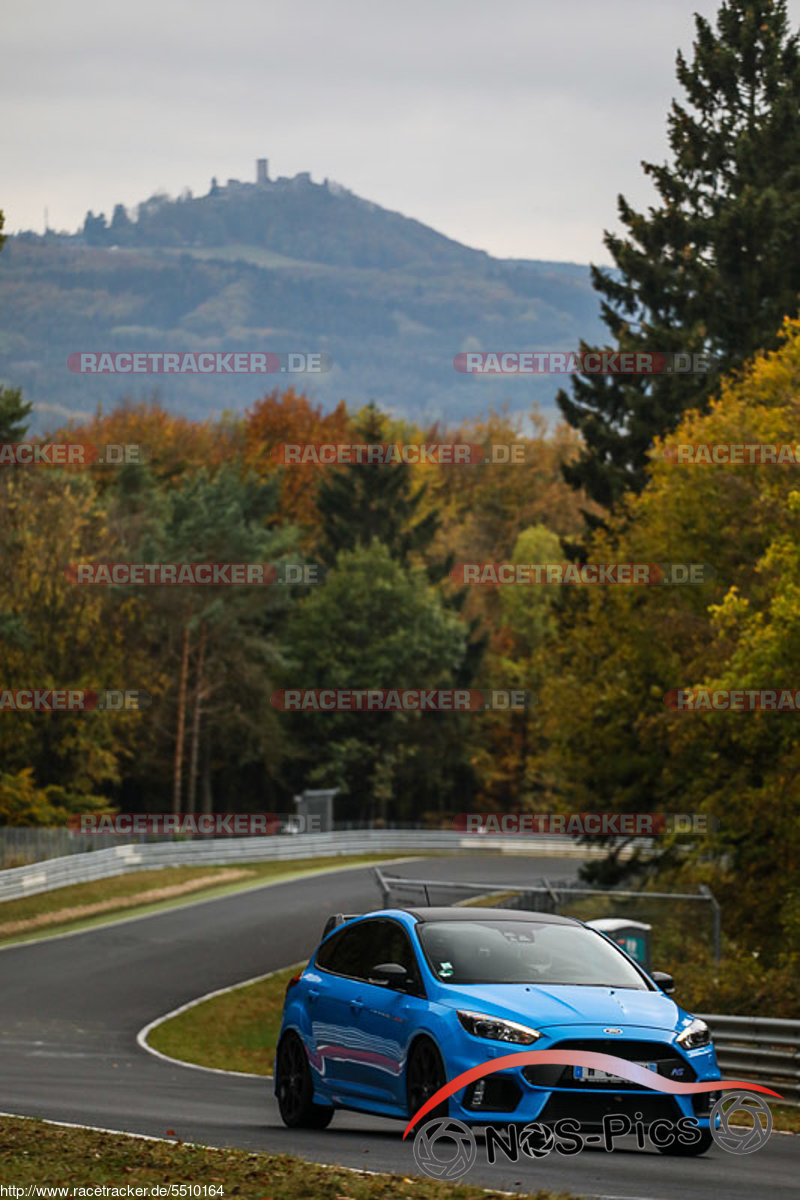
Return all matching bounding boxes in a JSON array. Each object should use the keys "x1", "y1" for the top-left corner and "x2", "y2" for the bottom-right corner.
[
  {"x1": 316, "y1": 919, "x2": 423, "y2": 989},
  {"x1": 316, "y1": 921, "x2": 381, "y2": 978},
  {"x1": 315, "y1": 926, "x2": 347, "y2": 972},
  {"x1": 416, "y1": 920, "x2": 648, "y2": 988}
]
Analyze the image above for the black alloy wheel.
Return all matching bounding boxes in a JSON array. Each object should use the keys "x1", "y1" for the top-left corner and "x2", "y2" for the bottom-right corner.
[
  {"x1": 275, "y1": 1031, "x2": 334, "y2": 1129},
  {"x1": 407, "y1": 1037, "x2": 448, "y2": 1120}
]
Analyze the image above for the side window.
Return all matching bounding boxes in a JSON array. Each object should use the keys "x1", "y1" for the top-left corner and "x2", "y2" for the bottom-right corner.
[
  {"x1": 315, "y1": 919, "x2": 423, "y2": 992},
  {"x1": 316, "y1": 921, "x2": 383, "y2": 980},
  {"x1": 315, "y1": 926, "x2": 345, "y2": 972}
]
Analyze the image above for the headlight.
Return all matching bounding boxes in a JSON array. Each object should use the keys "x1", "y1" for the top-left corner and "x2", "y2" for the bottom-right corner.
[
  {"x1": 676, "y1": 1018, "x2": 710, "y2": 1049},
  {"x1": 457, "y1": 1010, "x2": 542, "y2": 1044}
]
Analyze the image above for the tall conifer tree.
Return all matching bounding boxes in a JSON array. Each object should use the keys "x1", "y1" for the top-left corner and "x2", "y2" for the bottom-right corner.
[{"x1": 558, "y1": 0, "x2": 800, "y2": 512}]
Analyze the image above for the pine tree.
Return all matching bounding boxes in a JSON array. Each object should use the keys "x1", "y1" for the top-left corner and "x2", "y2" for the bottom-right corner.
[
  {"x1": 315, "y1": 401, "x2": 487, "y2": 682},
  {"x1": 0, "y1": 386, "x2": 33, "y2": 442},
  {"x1": 82, "y1": 211, "x2": 108, "y2": 245},
  {"x1": 109, "y1": 203, "x2": 134, "y2": 244},
  {"x1": 316, "y1": 402, "x2": 440, "y2": 565},
  {"x1": 558, "y1": 0, "x2": 800, "y2": 512}
]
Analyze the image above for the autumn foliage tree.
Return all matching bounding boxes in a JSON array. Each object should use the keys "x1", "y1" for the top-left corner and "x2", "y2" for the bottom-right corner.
[
  {"x1": 55, "y1": 400, "x2": 240, "y2": 488},
  {"x1": 243, "y1": 387, "x2": 349, "y2": 534},
  {"x1": 0, "y1": 469, "x2": 149, "y2": 806},
  {"x1": 534, "y1": 320, "x2": 800, "y2": 959}
]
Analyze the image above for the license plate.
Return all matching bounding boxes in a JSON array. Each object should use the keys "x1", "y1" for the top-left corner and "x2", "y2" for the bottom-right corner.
[{"x1": 573, "y1": 1062, "x2": 657, "y2": 1083}]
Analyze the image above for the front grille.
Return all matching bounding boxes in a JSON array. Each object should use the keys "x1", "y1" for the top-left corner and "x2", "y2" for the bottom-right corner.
[
  {"x1": 539, "y1": 1091, "x2": 682, "y2": 1128},
  {"x1": 522, "y1": 1038, "x2": 694, "y2": 1091}
]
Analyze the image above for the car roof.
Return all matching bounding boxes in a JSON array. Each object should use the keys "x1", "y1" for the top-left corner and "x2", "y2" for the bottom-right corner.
[
  {"x1": 319, "y1": 907, "x2": 584, "y2": 942},
  {"x1": 398, "y1": 906, "x2": 581, "y2": 926}
]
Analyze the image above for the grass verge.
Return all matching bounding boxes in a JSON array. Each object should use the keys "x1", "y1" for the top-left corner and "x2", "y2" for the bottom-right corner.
[
  {"x1": 770, "y1": 1106, "x2": 800, "y2": 1133},
  {"x1": 147, "y1": 965, "x2": 299, "y2": 1074},
  {"x1": 0, "y1": 1115, "x2": 578, "y2": 1200},
  {"x1": 460, "y1": 891, "x2": 517, "y2": 908},
  {"x1": 0, "y1": 855, "x2": 408, "y2": 947},
  {"x1": 0, "y1": 869, "x2": 254, "y2": 938}
]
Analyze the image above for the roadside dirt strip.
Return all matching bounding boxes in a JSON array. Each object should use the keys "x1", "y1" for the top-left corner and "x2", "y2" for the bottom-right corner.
[{"x1": 0, "y1": 870, "x2": 252, "y2": 937}]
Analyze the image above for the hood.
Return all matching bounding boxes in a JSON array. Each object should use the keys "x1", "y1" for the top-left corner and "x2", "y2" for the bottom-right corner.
[{"x1": 438, "y1": 982, "x2": 682, "y2": 1032}]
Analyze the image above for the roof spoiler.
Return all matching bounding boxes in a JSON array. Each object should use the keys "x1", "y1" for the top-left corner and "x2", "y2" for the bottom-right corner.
[{"x1": 322, "y1": 912, "x2": 361, "y2": 939}]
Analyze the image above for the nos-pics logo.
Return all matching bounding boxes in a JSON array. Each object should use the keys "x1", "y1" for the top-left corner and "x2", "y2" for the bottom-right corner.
[
  {"x1": 412, "y1": 1119, "x2": 477, "y2": 1179},
  {"x1": 411, "y1": 1092, "x2": 773, "y2": 1180}
]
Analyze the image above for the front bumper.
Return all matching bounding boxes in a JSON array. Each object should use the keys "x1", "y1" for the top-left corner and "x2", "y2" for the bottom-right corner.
[{"x1": 441, "y1": 1024, "x2": 722, "y2": 1128}]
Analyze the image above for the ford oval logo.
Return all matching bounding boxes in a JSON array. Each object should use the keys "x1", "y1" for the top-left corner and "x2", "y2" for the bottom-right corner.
[{"x1": 603, "y1": 1027, "x2": 623, "y2": 1034}]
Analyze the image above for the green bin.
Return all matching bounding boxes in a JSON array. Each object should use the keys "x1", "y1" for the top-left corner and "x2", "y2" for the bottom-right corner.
[{"x1": 586, "y1": 917, "x2": 652, "y2": 972}]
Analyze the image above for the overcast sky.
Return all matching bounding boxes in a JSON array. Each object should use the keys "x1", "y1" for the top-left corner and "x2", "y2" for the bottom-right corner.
[{"x1": 4, "y1": 0, "x2": 798, "y2": 265}]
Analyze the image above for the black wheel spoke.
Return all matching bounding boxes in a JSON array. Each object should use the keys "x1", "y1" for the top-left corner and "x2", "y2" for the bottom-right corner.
[
  {"x1": 408, "y1": 1040, "x2": 446, "y2": 1118},
  {"x1": 276, "y1": 1034, "x2": 334, "y2": 1130}
]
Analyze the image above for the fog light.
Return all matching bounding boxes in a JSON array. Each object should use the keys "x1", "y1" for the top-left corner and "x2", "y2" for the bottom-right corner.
[{"x1": 465, "y1": 1075, "x2": 522, "y2": 1112}]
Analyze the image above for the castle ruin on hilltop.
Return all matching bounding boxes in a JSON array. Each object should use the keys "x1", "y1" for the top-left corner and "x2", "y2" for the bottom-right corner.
[{"x1": 210, "y1": 160, "x2": 325, "y2": 194}]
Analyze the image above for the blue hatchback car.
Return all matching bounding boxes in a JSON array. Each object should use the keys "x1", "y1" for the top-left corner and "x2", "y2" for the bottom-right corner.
[{"x1": 275, "y1": 907, "x2": 722, "y2": 1154}]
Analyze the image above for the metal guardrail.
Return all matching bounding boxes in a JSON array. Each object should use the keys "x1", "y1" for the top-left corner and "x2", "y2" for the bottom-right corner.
[
  {"x1": 0, "y1": 825, "x2": 192, "y2": 868},
  {"x1": 0, "y1": 821, "x2": 466, "y2": 868},
  {"x1": 697, "y1": 1014, "x2": 800, "y2": 1108},
  {"x1": 0, "y1": 829, "x2": 627, "y2": 903}
]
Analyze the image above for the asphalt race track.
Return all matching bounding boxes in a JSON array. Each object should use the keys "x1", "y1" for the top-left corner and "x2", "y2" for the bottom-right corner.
[{"x1": 1, "y1": 854, "x2": 797, "y2": 1199}]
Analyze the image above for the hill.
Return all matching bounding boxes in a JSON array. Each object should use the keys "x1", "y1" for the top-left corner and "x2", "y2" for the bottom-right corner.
[{"x1": 0, "y1": 163, "x2": 605, "y2": 431}]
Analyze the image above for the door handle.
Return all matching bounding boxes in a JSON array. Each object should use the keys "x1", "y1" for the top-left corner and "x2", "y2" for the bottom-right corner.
[
  {"x1": 308, "y1": 988, "x2": 320, "y2": 1002},
  {"x1": 350, "y1": 997, "x2": 363, "y2": 1014}
]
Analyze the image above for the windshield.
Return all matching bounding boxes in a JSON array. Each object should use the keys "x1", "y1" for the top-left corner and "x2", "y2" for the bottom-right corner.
[{"x1": 416, "y1": 920, "x2": 649, "y2": 988}]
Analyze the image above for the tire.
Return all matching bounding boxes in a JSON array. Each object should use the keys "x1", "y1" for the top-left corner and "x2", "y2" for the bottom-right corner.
[
  {"x1": 656, "y1": 1130, "x2": 714, "y2": 1156},
  {"x1": 275, "y1": 1032, "x2": 334, "y2": 1129},
  {"x1": 406, "y1": 1037, "x2": 448, "y2": 1121}
]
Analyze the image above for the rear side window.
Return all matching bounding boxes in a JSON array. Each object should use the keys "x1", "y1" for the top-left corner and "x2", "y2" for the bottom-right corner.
[
  {"x1": 316, "y1": 918, "x2": 423, "y2": 991},
  {"x1": 315, "y1": 926, "x2": 346, "y2": 971},
  {"x1": 315, "y1": 920, "x2": 384, "y2": 979}
]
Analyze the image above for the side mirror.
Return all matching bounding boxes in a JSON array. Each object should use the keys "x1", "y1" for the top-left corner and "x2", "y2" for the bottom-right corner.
[
  {"x1": 651, "y1": 970, "x2": 675, "y2": 995},
  {"x1": 368, "y1": 962, "x2": 409, "y2": 989}
]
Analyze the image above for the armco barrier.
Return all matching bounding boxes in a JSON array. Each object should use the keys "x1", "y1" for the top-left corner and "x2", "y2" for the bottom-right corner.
[
  {"x1": 0, "y1": 825, "x2": 181, "y2": 868},
  {"x1": 697, "y1": 1014, "x2": 800, "y2": 1108},
  {"x1": 0, "y1": 830, "x2": 629, "y2": 903}
]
